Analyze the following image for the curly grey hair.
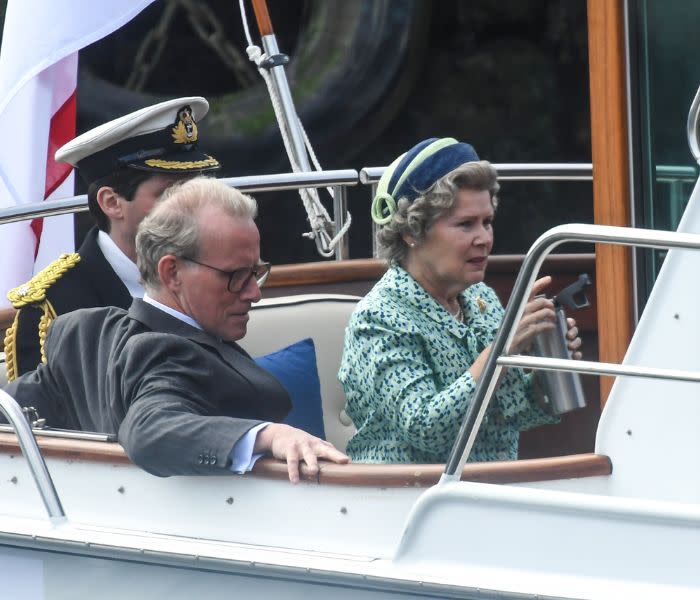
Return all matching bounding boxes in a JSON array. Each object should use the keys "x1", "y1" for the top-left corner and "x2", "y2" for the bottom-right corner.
[
  {"x1": 376, "y1": 160, "x2": 499, "y2": 265},
  {"x1": 136, "y1": 176, "x2": 258, "y2": 290}
]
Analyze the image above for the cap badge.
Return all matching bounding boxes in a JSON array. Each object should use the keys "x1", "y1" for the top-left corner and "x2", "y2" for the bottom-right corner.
[{"x1": 171, "y1": 105, "x2": 198, "y2": 145}]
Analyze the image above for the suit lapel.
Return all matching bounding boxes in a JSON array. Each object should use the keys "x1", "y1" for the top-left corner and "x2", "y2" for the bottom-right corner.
[
  {"x1": 129, "y1": 299, "x2": 253, "y2": 372},
  {"x1": 128, "y1": 299, "x2": 291, "y2": 421}
]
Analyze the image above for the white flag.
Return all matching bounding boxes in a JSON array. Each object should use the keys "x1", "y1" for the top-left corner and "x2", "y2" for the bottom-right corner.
[{"x1": 0, "y1": 0, "x2": 156, "y2": 308}]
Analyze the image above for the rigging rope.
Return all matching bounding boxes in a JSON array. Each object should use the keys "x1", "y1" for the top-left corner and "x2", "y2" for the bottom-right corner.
[{"x1": 238, "y1": 0, "x2": 351, "y2": 257}]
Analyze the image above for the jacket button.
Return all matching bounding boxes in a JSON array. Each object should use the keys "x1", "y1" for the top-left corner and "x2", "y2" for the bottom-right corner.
[
  {"x1": 198, "y1": 454, "x2": 204, "y2": 464},
  {"x1": 210, "y1": 456, "x2": 217, "y2": 465}
]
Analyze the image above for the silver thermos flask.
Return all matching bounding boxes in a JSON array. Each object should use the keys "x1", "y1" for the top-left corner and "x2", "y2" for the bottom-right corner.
[{"x1": 532, "y1": 274, "x2": 591, "y2": 415}]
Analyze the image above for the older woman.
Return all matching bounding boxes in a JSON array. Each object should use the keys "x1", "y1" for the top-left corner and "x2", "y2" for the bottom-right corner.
[{"x1": 338, "y1": 138, "x2": 581, "y2": 464}]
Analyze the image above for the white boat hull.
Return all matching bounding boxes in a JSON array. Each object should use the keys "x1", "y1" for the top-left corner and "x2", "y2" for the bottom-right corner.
[{"x1": 1, "y1": 447, "x2": 698, "y2": 599}]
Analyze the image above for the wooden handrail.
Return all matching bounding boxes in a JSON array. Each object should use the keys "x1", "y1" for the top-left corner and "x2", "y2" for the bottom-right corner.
[
  {"x1": 0, "y1": 432, "x2": 131, "y2": 464},
  {"x1": 254, "y1": 452, "x2": 611, "y2": 486},
  {"x1": 0, "y1": 432, "x2": 610, "y2": 487}
]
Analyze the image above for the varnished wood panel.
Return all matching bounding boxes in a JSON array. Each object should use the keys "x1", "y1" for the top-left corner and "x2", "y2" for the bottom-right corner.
[
  {"x1": 266, "y1": 258, "x2": 387, "y2": 287},
  {"x1": 268, "y1": 254, "x2": 595, "y2": 287},
  {"x1": 587, "y1": 0, "x2": 634, "y2": 404}
]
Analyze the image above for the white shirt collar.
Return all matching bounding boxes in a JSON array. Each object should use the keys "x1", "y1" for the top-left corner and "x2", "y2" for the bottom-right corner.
[
  {"x1": 97, "y1": 231, "x2": 144, "y2": 298},
  {"x1": 142, "y1": 294, "x2": 202, "y2": 330}
]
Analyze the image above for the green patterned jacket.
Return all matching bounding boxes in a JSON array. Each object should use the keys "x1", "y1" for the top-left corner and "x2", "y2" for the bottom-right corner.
[{"x1": 338, "y1": 265, "x2": 557, "y2": 463}]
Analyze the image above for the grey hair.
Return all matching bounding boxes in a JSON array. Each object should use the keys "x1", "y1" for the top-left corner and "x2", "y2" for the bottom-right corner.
[
  {"x1": 136, "y1": 176, "x2": 258, "y2": 290},
  {"x1": 376, "y1": 160, "x2": 499, "y2": 265}
]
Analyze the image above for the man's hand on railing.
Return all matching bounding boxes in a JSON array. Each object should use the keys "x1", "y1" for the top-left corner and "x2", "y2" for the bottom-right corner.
[{"x1": 253, "y1": 423, "x2": 349, "y2": 484}]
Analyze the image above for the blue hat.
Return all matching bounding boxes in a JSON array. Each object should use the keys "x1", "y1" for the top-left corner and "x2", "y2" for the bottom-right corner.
[{"x1": 371, "y1": 137, "x2": 479, "y2": 224}]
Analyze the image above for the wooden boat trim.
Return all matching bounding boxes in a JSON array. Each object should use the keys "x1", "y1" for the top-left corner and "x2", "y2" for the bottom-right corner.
[
  {"x1": 266, "y1": 258, "x2": 388, "y2": 287},
  {"x1": 0, "y1": 432, "x2": 610, "y2": 487},
  {"x1": 587, "y1": 0, "x2": 634, "y2": 405},
  {"x1": 266, "y1": 254, "x2": 595, "y2": 287},
  {"x1": 254, "y1": 452, "x2": 612, "y2": 486}
]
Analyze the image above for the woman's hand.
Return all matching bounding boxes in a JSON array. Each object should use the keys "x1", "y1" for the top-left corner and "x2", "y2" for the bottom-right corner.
[
  {"x1": 508, "y1": 276, "x2": 556, "y2": 354},
  {"x1": 566, "y1": 317, "x2": 583, "y2": 360}
]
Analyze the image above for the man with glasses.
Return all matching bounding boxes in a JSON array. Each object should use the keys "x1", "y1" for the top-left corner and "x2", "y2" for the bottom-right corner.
[
  {"x1": 4, "y1": 177, "x2": 349, "y2": 482},
  {"x1": 180, "y1": 257, "x2": 271, "y2": 296}
]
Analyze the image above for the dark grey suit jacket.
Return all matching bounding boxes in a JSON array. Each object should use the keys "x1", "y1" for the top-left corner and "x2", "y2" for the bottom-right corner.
[
  {"x1": 4, "y1": 299, "x2": 291, "y2": 477},
  {"x1": 11, "y1": 227, "x2": 133, "y2": 376}
]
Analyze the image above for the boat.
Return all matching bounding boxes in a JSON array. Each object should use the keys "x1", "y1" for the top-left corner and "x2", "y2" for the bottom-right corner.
[
  {"x1": 1, "y1": 2, "x2": 699, "y2": 598},
  {"x1": 1, "y1": 117, "x2": 700, "y2": 597}
]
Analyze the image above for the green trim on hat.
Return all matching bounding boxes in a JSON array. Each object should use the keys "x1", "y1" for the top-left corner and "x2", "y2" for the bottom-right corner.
[
  {"x1": 371, "y1": 137, "x2": 460, "y2": 225},
  {"x1": 376, "y1": 152, "x2": 406, "y2": 198},
  {"x1": 372, "y1": 152, "x2": 408, "y2": 224}
]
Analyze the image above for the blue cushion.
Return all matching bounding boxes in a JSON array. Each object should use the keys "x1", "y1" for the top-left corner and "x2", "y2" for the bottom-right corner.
[{"x1": 254, "y1": 338, "x2": 326, "y2": 439}]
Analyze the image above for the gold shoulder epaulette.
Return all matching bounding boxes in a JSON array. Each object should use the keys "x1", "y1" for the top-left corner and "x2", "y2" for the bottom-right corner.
[{"x1": 7, "y1": 252, "x2": 81, "y2": 308}]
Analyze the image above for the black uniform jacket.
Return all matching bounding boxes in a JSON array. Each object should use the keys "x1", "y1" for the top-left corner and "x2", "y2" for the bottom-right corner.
[
  {"x1": 4, "y1": 299, "x2": 292, "y2": 477},
  {"x1": 9, "y1": 227, "x2": 132, "y2": 377}
]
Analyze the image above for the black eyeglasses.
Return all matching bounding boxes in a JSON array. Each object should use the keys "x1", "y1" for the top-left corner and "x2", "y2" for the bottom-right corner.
[{"x1": 181, "y1": 257, "x2": 271, "y2": 293}]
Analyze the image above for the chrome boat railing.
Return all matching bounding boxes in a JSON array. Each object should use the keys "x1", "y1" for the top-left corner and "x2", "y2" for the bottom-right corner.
[
  {"x1": 0, "y1": 169, "x2": 359, "y2": 261},
  {"x1": 360, "y1": 163, "x2": 594, "y2": 184},
  {"x1": 0, "y1": 389, "x2": 65, "y2": 523},
  {"x1": 2, "y1": 164, "x2": 696, "y2": 260}
]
